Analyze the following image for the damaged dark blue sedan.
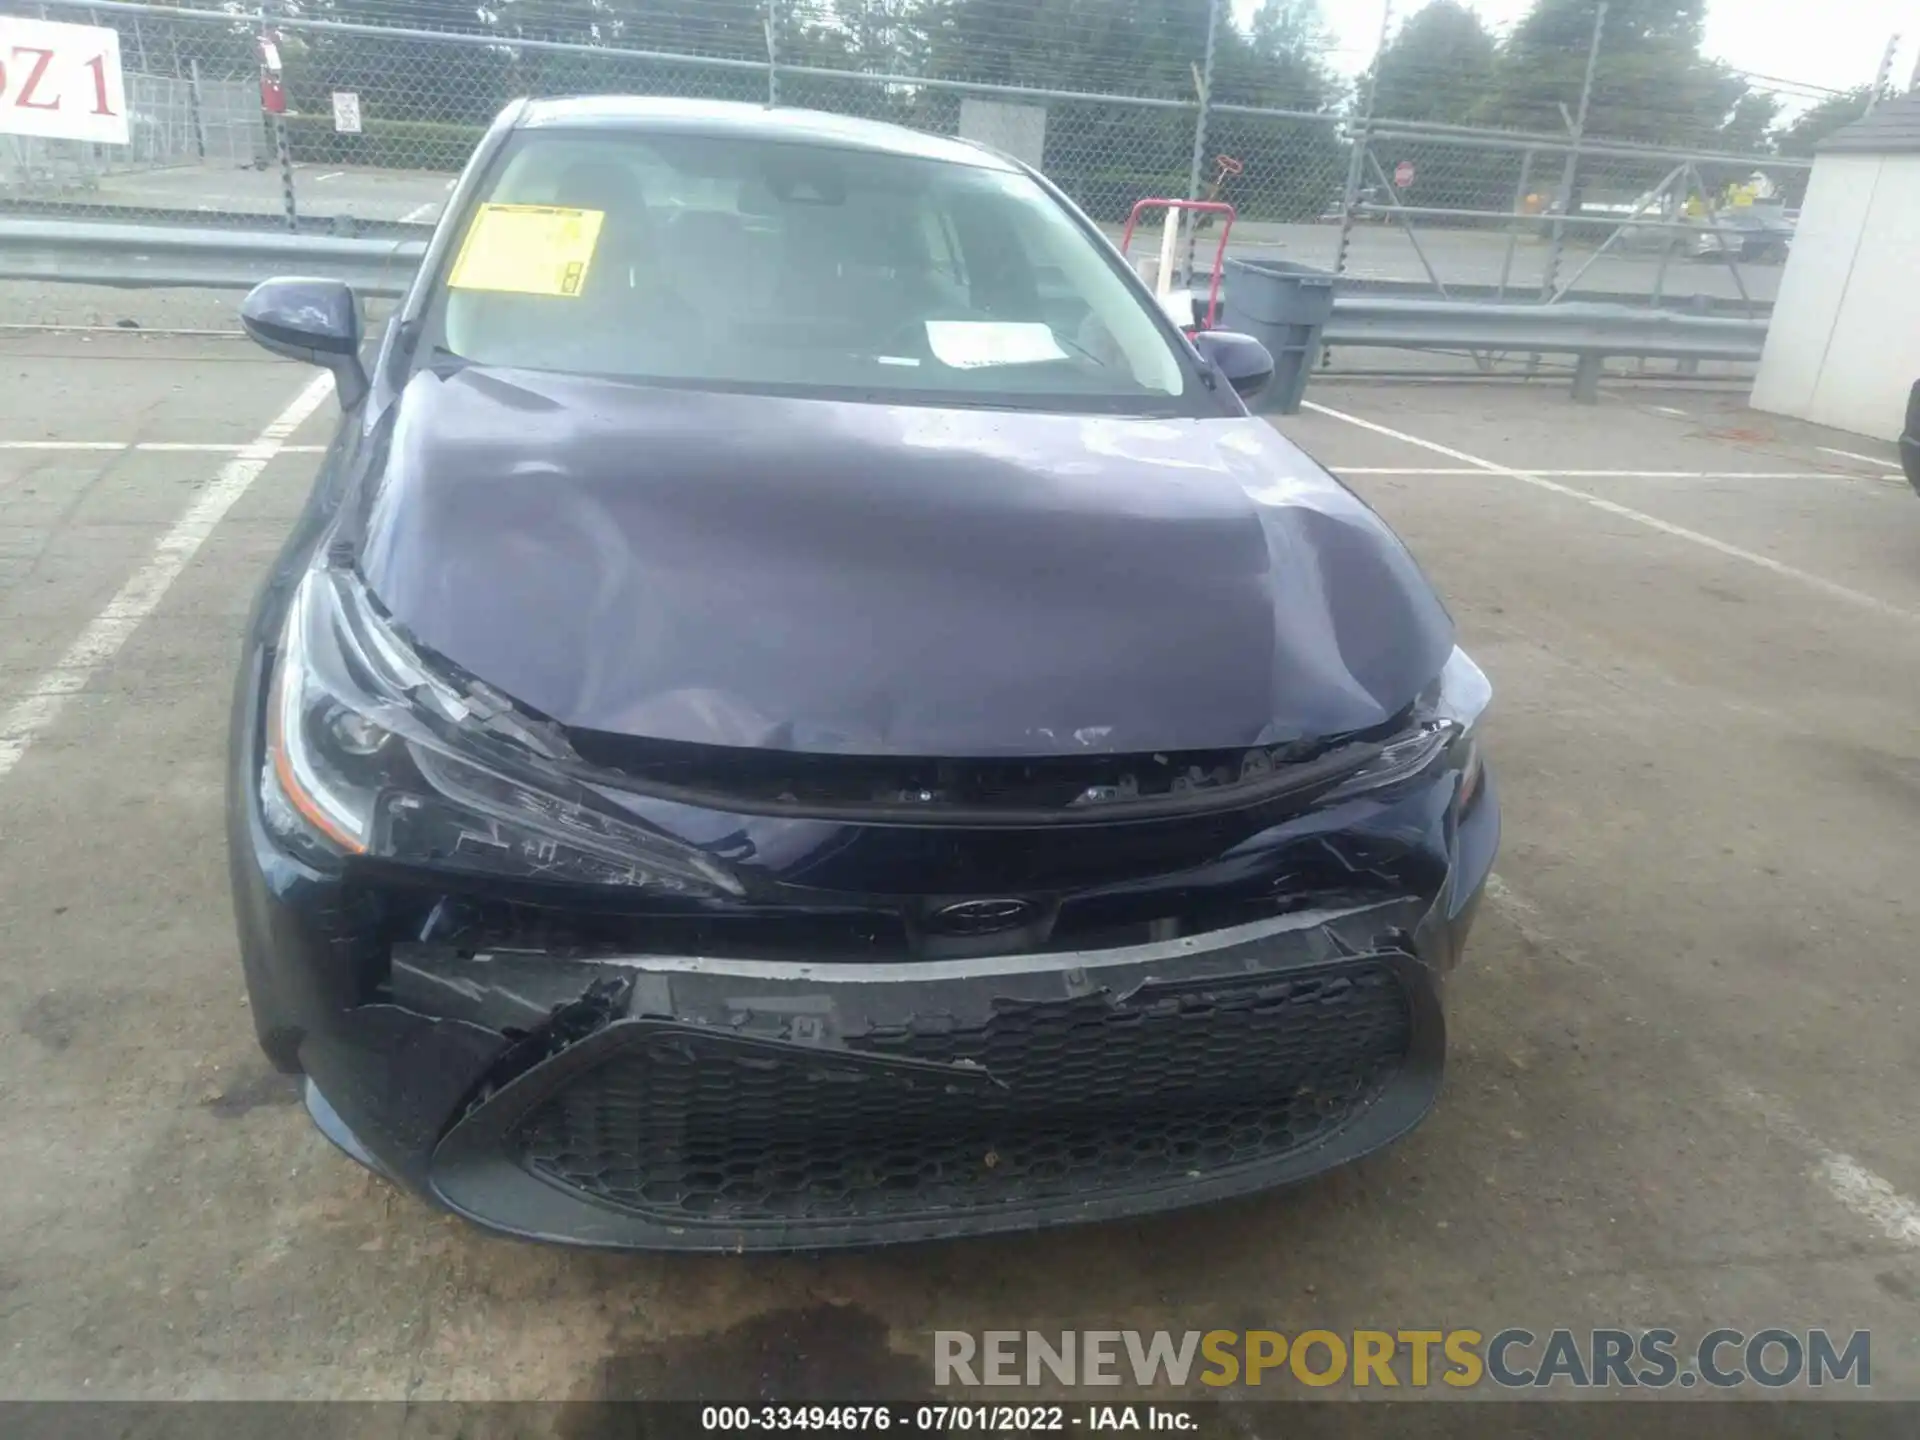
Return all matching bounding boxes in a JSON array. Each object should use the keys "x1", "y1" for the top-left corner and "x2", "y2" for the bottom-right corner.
[{"x1": 227, "y1": 98, "x2": 1499, "y2": 1251}]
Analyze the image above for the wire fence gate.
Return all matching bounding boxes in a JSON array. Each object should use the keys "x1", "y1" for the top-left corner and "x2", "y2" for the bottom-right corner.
[{"x1": 0, "y1": 0, "x2": 1842, "y2": 311}]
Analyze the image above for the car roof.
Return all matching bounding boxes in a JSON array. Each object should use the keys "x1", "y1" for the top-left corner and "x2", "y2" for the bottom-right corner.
[{"x1": 517, "y1": 97, "x2": 1018, "y2": 173}]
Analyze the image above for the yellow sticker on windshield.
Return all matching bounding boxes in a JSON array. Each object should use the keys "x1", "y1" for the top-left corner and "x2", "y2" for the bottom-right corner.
[{"x1": 446, "y1": 203, "x2": 605, "y2": 298}]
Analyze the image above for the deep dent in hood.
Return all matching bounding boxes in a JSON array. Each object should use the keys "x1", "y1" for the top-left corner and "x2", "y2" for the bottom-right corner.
[{"x1": 356, "y1": 368, "x2": 1455, "y2": 756}]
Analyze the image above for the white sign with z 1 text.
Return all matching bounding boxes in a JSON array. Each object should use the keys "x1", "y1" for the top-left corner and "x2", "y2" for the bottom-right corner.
[
  {"x1": 332, "y1": 91, "x2": 362, "y2": 134},
  {"x1": 0, "y1": 17, "x2": 128, "y2": 146}
]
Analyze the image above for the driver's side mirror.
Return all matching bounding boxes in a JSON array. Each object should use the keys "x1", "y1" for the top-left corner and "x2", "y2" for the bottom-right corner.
[
  {"x1": 241, "y1": 277, "x2": 369, "y2": 410},
  {"x1": 1191, "y1": 329, "x2": 1274, "y2": 401}
]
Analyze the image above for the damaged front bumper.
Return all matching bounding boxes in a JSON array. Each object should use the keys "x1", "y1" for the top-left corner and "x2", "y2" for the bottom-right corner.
[
  {"x1": 243, "y1": 801, "x2": 1498, "y2": 1250},
  {"x1": 300, "y1": 897, "x2": 1461, "y2": 1251},
  {"x1": 231, "y1": 657, "x2": 1499, "y2": 1251}
]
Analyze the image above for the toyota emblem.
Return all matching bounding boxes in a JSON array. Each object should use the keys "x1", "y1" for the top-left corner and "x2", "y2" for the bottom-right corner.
[{"x1": 930, "y1": 898, "x2": 1037, "y2": 935}]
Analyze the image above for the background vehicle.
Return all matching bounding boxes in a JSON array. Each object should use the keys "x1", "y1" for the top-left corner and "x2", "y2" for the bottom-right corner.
[{"x1": 1691, "y1": 202, "x2": 1795, "y2": 264}]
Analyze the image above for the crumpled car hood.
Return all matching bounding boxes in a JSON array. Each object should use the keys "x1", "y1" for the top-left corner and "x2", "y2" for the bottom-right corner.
[{"x1": 356, "y1": 367, "x2": 1454, "y2": 756}]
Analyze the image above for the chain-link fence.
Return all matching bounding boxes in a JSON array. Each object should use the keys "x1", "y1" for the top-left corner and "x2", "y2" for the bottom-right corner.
[
  {"x1": 2, "y1": 69, "x2": 262, "y2": 196},
  {"x1": 1319, "y1": 125, "x2": 1812, "y2": 312},
  {"x1": 0, "y1": 0, "x2": 1874, "y2": 304}
]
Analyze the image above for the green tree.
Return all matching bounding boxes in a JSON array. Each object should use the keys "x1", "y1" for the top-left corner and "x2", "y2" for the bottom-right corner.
[
  {"x1": 1371, "y1": 0, "x2": 1497, "y2": 126},
  {"x1": 1775, "y1": 86, "x2": 1877, "y2": 157},
  {"x1": 1351, "y1": 3, "x2": 1508, "y2": 216},
  {"x1": 1476, "y1": 0, "x2": 1745, "y2": 149},
  {"x1": 881, "y1": 0, "x2": 1340, "y2": 222},
  {"x1": 911, "y1": 0, "x2": 1211, "y2": 97},
  {"x1": 1214, "y1": 0, "x2": 1337, "y2": 109},
  {"x1": 1246, "y1": 0, "x2": 1329, "y2": 71},
  {"x1": 795, "y1": 0, "x2": 934, "y2": 75},
  {"x1": 1717, "y1": 89, "x2": 1781, "y2": 153},
  {"x1": 1205, "y1": 0, "x2": 1346, "y2": 222}
]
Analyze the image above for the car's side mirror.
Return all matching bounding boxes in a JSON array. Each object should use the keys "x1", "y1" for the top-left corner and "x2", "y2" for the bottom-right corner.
[
  {"x1": 1903, "y1": 381, "x2": 1920, "y2": 493},
  {"x1": 241, "y1": 277, "x2": 370, "y2": 411},
  {"x1": 1191, "y1": 329, "x2": 1275, "y2": 400}
]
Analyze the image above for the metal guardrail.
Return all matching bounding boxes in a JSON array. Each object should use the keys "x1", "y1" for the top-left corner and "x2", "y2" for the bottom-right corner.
[
  {"x1": 0, "y1": 219, "x2": 1765, "y2": 403},
  {"x1": 0, "y1": 218, "x2": 424, "y2": 297},
  {"x1": 1320, "y1": 296, "x2": 1767, "y2": 402},
  {"x1": 0, "y1": 197, "x2": 437, "y2": 242},
  {"x1": 1330, "y1": 275, "x2": 1770, "y2": 320}
]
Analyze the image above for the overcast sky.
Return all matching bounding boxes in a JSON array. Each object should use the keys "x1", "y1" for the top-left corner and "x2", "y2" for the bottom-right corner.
[{"x1": 1305, "y1": 0, "x2": 1915, "y2": 100}]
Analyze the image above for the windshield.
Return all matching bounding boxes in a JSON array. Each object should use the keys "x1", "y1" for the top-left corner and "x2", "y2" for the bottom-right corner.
[{"x1": 425, "y1": 130, "x2": 1193, "y2": 411}]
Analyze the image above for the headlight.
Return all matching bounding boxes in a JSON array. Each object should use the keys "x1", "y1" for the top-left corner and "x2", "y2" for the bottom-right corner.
[
  {"x1": 260, "y1": 566, "x2": 741, "y2": 895},
  {"x1": 1310, "y1": 646, "x2": 1492, "y2": 808},
  {"x1": 1432, "y1": 645, "x2": 1491, "y2": 808},
  {"x1": 1432, "y1": 645, "x2": 1491, "y2": 735}
]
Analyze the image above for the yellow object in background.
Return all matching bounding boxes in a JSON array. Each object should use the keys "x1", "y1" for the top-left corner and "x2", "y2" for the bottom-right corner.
[{"x1": 448, "y1": 204, "x2": 606, "y2": 298}]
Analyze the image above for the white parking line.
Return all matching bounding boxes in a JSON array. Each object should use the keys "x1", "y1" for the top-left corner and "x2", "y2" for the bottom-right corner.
[
  {"x1": 0, "y1": 441, "x2": 326, "y2": 454},
  {"x1": 399, "y1": 201, "x2": 439, "y2": 223},
  {"x1": 0, "y1": 374, "x2": 334, "y2": 784},
  {"x1": 313, "y1": 171, "x2": 344, "y2": 183},
  {"x1": 1725, "y1": 1085, "x2": 1920, "y2": 1249},
  {"x1": 130, "y1": 442, "x2": 329, "y2": 454},
  {"x1": 1337, "y1": 468, "x2": 1846, "y2": 480},
  {"x1": 1818, "y1": 446, "x2": 1902, "y2": 472},
  {"x1": 0, "y1": 323, "x2": 246, "y2": 338},
  {"x1": 1484, "y1": 874, "x2": 1598, "y2": 972},
  {"x1": 1489, "y1": 877, "x2": 1920, "y2": 1253},
  {"x1": 1303, "y1": 400, "x2": 1920, "y2": 625}
]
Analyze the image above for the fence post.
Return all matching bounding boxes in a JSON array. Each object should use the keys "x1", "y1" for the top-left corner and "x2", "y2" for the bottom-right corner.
[
  {"x1": 273, "y1": 112, "x2": 296, "y2": 233},
  {"x1": 1865, "y1": 32, "x2": 1898, "y2": 113},
  {"x1": 188, "y1": 57, "x2": 206, "y2": 162},
  {"x1": 1335, "y1": 0, "x2": 1393, "y2": 280},
  {"x1": 1495, "y1": 146, "x2": 1534, "y2": 302},
  {"x1": 1676, "y1": 292, "x2": 1708, "y2": 375},
  {"x1": 1181, "y1": 0, "x2": 1220, "y2": 287},
  {"x1": 1646, "y1": 165, "x2": 1689, "y2": 323},
  {"x1": 1541, "y1": 0, "x2": 1606, "y2": 301},
  {"x1": 764, "y1": 0, "x2": 781, "y2": 108}
]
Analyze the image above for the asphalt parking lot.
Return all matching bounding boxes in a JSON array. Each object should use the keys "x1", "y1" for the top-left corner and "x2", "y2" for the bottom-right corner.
[{"x1": 2, "y1": 329, "x2": 1918, "y2": 1411}]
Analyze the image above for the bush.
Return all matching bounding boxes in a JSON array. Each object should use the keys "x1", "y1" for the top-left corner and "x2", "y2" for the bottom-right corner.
[{"x1": 278, "y1": 113, "x2": 485, "y2": 172}]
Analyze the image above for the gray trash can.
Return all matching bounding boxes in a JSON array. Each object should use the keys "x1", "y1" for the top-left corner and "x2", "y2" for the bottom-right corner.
[{"x1": 1218, "y1": 258, "x2": 1336, "y2": 415}]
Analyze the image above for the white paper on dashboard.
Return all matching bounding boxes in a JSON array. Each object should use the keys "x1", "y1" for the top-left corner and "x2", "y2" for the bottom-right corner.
[{"x1": 925, "y1": 321, "x2": 1067, "y2": 369}]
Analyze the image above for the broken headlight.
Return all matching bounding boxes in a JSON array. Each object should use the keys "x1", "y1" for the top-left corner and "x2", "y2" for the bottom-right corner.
[
  {"x1": 1305, "y1": 645, "x2": 1492, "y2": 808},
  {"x1": 1430, "y1": 645, "x2": 1490, "y2": 809},
  {"x1": 1314, "y1": 646, "x2": 1491, "y2": 808},
  {"x1": 260, "y1": 565, "x2": 741, "y2": 894}
]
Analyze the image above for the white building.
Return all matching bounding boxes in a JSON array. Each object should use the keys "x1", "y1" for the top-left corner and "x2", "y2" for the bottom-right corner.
[{"x1": 1750, "y1": 95, "x2": 1920, "y2": 442}]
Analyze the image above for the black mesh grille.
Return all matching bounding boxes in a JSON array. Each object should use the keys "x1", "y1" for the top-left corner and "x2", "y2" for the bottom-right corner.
[{"x1": 511, "y1": 958, "x2": 1412, "y2": 1226}]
